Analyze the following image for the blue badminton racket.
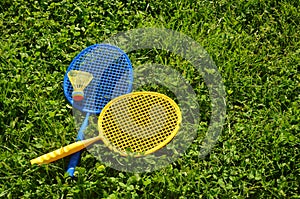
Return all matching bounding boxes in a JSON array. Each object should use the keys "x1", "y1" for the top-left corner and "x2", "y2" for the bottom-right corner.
[{"x1": 63, "y1": 44, "x2": 133, "y2": 177}]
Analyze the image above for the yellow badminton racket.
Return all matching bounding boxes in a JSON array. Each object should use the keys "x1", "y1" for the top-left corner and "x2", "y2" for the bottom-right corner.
[{"x1": 30, "y1": 91, "x2": 181, "y2": 165}]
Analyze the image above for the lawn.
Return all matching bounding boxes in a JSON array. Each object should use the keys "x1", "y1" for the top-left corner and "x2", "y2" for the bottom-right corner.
[{"x1": 0, "y1": 0, "x2": 299, "y2": 198}]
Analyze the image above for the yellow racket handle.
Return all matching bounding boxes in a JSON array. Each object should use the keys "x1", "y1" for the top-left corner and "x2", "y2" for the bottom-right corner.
[{"x1": 30, "y1": 136, "x2": 101, "y2": 165}]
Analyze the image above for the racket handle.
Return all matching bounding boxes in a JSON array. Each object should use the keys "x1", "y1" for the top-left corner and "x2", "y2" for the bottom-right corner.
[
  {"x1": 66, "y1": 151, "x2": 83, "y2": 176},
  {"x1": 66, "y1": 113, "x2": 90, "y2": 177},
  {"x1": 30, "y1": 137, "x2": 101, "y2": 165}
]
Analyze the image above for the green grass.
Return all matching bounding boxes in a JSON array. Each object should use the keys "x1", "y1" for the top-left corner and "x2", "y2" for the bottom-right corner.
[{"x1": 0, "y1": 0, "x2": 299, "y2": 198}]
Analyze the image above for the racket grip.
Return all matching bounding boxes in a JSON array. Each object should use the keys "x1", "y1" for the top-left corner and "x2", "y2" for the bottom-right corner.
[
  {"x1": 30, "y1": 137, "x2": 100, "y2": 165},
  {"x1": 66, "y1": 113, "x2": 90, "y2": 177},
  {"x1": 66, "y1": 151, "x2": 83, "y2": 176},
  {"x1": 30, "y1": 141, "x2": 87, "y2": 165}
]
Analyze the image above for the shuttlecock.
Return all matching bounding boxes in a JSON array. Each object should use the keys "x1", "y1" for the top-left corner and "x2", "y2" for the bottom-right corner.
[{"x1": 67, "y1": 70, "x2": 93, "y2": 101}]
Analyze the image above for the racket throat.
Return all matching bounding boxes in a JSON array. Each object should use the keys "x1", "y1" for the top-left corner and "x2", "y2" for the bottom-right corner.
[{"x1": 80, "y1": 136, "x2": 103, "y2": 148}]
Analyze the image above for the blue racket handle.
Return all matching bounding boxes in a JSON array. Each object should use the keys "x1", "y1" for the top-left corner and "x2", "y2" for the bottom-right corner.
[
  {"x1": 66, "y1": 152, "x2": 82, "y2": 176},
  {"x1": 66, "y1": 113, "x2": 90, "y2": 177}
]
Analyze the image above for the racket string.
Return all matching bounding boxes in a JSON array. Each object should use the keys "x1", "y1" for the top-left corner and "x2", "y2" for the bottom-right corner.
[
  {"x1": 100, "y1": 93, "x2": 180, "y2": 153},
  {"x1": 65, "y1": 45, "x2": 133, "y2": 113}
]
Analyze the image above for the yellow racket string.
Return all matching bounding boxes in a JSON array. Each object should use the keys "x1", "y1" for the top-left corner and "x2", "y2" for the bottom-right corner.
[{"x1": 99, "y1": 92, "x2": 182, "y2": 155}]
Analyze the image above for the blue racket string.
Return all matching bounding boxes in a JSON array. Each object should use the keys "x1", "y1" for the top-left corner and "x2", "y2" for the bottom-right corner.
[{"x1": 63, "y1": 44, "x2": 133, "y2": 177}]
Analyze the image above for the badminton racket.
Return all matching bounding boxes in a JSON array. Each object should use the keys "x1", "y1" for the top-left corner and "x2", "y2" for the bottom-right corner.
[
  {"x1": 30, "y1": 91, "x2": 182, "y2": 164},
  {"x1": 63, "y1": 44, "x2": 133, "y2": 176}
]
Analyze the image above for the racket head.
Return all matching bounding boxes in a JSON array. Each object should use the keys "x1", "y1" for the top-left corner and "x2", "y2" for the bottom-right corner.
[
  {"x1": 63, "y1": 44, "x2": 133, "y2": 114},
  {"x1": 97, "y1": 91, "x2": 182, "y2": 156}
]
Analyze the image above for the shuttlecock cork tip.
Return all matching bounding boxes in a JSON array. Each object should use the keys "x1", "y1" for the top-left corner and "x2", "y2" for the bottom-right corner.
[{"x1": 72, "y1": 91, "x2": 84, "y2": 101}]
